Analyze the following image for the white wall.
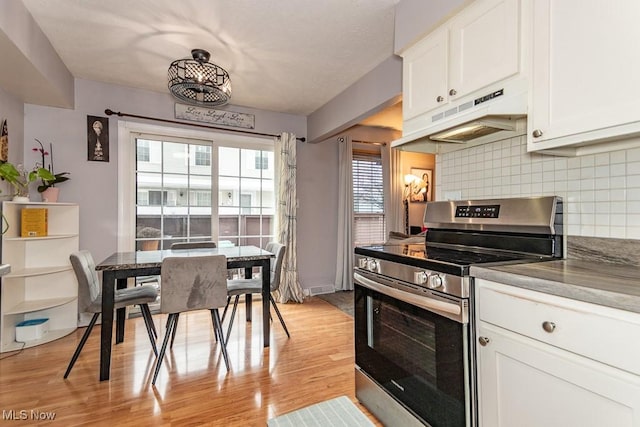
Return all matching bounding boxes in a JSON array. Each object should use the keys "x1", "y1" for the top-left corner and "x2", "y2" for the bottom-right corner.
[
  {"x1": 24, "y1": 79, "x2": 306, "y2": 265},
  {"x1": 436, "y1": 135, "x2": 640, "y2": 239}
]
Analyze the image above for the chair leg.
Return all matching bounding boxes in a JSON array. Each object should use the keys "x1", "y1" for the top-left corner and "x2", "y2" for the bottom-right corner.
[
  {"x1": 209, "y1": 309, "x2": 218, "y2": 342},
  {"x1": 170, "y1": 312, "x2": 180, "y2": 348},
  {"x1": 270, "y1": 295, "x2": 290, "y2": 338},
  {"x1": 140, "y1": 303, "x2": 158, "y2": 338},
  {"x1": 221, "y1": 296, "x2": 231, "y2": 323},
  {"x1": 140, "y1": 304, "x2": 158, "y2": 357},
  {"x1": 225, "y1": 295, "x2": 240, "y2": 345},
  {"x1": 64, "y1": 313, "x2": 99, "y2": 379},
  {"x1": 153, "y1": 313, "x2": 177, "y2": 386},
  {"x1": 211, "y1": 308, "x2": 230, "y2": 371}
]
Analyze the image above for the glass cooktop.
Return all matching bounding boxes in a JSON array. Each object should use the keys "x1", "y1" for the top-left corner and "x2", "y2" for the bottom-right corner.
[{"x1": 355, "y1": 243, "x2": 538, "y2": 276}]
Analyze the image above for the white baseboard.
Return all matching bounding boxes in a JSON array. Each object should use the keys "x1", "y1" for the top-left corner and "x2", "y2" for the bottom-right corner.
[{"x1": 305, "y1": 285, "x2": 336, "y2": 296}]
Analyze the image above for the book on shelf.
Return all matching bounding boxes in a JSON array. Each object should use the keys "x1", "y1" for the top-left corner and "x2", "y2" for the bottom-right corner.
[{"x1": 21, "y1": 208, "x2": 48, "y2": 237}]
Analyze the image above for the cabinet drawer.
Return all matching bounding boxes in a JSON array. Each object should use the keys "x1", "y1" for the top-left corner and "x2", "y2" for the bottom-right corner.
[{"x1": 477, "y1": 279, "x2": 640, "y2": 376}]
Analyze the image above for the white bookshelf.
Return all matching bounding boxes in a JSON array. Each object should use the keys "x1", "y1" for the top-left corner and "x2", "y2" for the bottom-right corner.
[{"x1": 1, "y1": 201, "x2": 79, "y2": 352}]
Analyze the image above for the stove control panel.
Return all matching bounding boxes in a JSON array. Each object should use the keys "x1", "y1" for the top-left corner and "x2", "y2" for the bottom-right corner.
[
  {"x1": 455, "y1": 204, "x2": 500, "y2": 218},
  {"x1": 354, "y1": 254, "x2": 468, "y2": 298},
  {"x1": 358, "y1": 257, "x2": 380, "y2": 274},
  {"x1": 413, "y1": 271, "x2": 443, "y2": 289}
]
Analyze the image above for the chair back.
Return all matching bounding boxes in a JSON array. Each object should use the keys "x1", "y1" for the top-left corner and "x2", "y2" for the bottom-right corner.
[
  {"x1": 160, "y1": 255, "x2": 228, "y2": 314},
  {"x1": 265, "y1": 242, "x2": 286, "y2": 292},
  {"x1": 69, "y1": 250, "x2": 101, "y2": 313},
  {"x1": 171, "y1": 241, "x2": 217, "y2": 250}
]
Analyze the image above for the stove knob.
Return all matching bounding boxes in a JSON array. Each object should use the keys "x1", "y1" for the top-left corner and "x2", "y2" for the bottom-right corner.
[
  {"x1": 414, "y1": 271, "x2": 429, "y2": 285},
  {"x1": 428, "y1": 274, "x2": 443, "y2": 289},
  {"x1": 358, "y1": 258, "x2": 368, "y2": 269},
  {"x1": 366, "y1": 259, "x2": 379, "y2": 272}
]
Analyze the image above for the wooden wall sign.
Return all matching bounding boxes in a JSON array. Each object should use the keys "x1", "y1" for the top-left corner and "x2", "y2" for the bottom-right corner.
[{"x1": 174, "y1": 104, "x2": 255, "y2": 129}]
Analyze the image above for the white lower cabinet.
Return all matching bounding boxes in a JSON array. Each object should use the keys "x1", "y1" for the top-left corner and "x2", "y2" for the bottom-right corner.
[{"x1": 476, "y1": 279, "x2": 640, "y2": 426}]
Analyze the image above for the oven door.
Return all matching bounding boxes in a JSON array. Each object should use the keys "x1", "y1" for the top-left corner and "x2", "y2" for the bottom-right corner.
[{"x1": 354, "y1": 270, "x2": 471, "y2": 427}]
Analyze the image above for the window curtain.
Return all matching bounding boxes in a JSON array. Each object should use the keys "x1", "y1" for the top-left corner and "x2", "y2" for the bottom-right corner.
[
  {"x1": 382, "y1": 145, "x2": 403, "y2": 235},
  {"x1": 274, "y1": 132, "x2": 304, "y2": 303},
  {"x1": 335, "y1": 136, "x2": 354, "y2": 291}
]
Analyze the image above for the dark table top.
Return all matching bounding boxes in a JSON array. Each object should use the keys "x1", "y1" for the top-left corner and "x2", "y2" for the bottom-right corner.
[{"x1": 96, "y1": 246, "x2": 274, "y2": 271}]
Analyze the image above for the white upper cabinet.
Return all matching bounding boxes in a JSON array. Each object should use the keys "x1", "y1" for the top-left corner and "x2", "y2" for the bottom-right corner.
[
  {"x1": 403, "y1": 27, "x2": 448, "y2": 121},
  {"x1": 448, "y1": 0, "x2": 520, "y2": 101},
  {"x1": 402, "y1": 0, "x2": 522, "y2": 125},
  {"x1": 528, "y1": 0, "x2": 640, "y2": 155}
]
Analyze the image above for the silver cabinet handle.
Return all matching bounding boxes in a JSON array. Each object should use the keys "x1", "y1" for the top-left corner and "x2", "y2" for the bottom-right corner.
[
  {"x1": 449, "y1": 89, "x2": 457, "y2": 96},
  {"x1": 436, "y1": 95, "x2": 444, "y2": 103},
  {"x1": 532, "y1": 129, "x2": 543, "y2": 138},
  {"x1": 478, "y1": 336, "x2": 490, "y2": 346},
  {"x1": 542, "y1": 321, "x2": 556, "y2": 333}
]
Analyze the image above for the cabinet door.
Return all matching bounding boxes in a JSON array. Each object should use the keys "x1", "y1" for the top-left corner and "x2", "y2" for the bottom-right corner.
[
  {"x1": 477, "y1": 322, "x2": 640, "y2": 427},
  {"x1": 402, "y1": 27, "x2": 448, "y2": 120},
  {"x1": 449, "y1": 0, "x2": 520, "y2": 99},
  {"x1": 529, "y1": 0, "x2": 640, "y2": 151}
]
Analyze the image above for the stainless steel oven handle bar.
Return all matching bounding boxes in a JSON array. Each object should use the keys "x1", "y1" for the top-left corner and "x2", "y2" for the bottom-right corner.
[{"x1": 354, "y1": 271, "x2": 467, "y2": 324}]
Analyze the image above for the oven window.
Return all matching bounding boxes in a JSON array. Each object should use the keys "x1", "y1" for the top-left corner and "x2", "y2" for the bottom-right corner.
[{"x1": 355, "y1": 284, "x2": 467, "y2": 427}]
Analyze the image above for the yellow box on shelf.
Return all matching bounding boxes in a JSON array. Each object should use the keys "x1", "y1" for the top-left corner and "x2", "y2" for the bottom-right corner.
[{"x1": 21, "y1": 208, "x2": 48, "y2": 237}]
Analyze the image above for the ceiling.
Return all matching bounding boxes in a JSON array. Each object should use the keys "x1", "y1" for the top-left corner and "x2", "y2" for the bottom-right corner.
[{"x1": 21, "y1": 0, "x2": 401, "y2": 124}]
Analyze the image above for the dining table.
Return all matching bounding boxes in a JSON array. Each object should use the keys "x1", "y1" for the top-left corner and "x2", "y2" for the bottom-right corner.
[{"x1": 95, "y1": 245, "x2": 274, "y2": 381}]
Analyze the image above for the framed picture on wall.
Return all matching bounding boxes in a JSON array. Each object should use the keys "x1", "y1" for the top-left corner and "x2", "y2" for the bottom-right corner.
[
  {"x1": 87, "y1": 115, "x2": 109, "y2": 162},
  {"x1": 409, "y1": 168, "x2": 432, "y2": 202}
]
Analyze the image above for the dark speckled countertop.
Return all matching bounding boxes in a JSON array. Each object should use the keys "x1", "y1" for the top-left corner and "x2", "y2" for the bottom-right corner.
[{"x1": 471, "y1": 260, "x2": 640, "y2": 314}]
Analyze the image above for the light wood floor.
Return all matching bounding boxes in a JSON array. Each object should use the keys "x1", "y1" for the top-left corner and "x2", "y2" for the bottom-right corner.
[{"x1": 0, "y1": 297, "x2": 381, "y2": 426}]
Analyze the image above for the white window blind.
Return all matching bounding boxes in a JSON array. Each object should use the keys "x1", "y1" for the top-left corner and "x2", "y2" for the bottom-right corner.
[{"x1": 352, "y1": 152, "x2": 385, "y2": 246}]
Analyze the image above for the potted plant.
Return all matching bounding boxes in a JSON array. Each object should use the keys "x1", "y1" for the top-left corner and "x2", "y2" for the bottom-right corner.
[
  {"x1": 136, "y1": 226, "x2": 162, "y2": 250},
  {"x1": 33, "y1": 139, "x2": 70, "y2": 202},
  {"x1": 0, "y1": 161, "x2": 54, "y2": 202}
]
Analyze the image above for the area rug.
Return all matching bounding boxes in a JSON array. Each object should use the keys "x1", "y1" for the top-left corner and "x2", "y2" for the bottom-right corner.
[{"x1": 267, "y1": 396, "x2": 374, "y2": 427}]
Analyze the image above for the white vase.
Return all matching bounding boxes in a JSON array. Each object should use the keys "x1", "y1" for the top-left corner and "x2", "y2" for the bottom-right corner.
[
  {"x1": 12, "y1": 195, "x2": 29, "y2": 202},
  {"x1": 41, "y1": 187, "x2": 59, "y2": 203}
]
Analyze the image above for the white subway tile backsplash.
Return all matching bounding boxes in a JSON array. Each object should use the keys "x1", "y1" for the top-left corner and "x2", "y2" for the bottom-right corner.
[
  {"x1": 581, "y1": 156, "x2": 595, "y2": 168},
  {"x1": 628, "y1": 188, "x2": 640, "y2": 201},
  {"x1": 595, "y1": 153, "x2": 610, "y2": 166},
  {"x1": 610, "y1": 150, "x2": 627, "y2": 164},
  {"x1": 627, "y1": 201, "x2": 640, "y2": 214},
  {"x1": 628, "y1": 147, "x2": 640, "y2": 162},
  {"x1": 610, "y1": 227, "x2": 626, "y2": 238},
  {"x1": 628, "y1": 162, "x2": 640, "y2": 175},
  {"x1": 436, "y1": 135, "x2": 640, "y2": 240},
  {"x1": 580, "y1": 167, "x2": 595, "y2": 179}
]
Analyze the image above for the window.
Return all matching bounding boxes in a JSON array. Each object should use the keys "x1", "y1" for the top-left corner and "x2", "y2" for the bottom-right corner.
[
  {"x1": 219, "y1": 147, "x2": 275, "y2": 249},
  {"x1": 136, "y1": 138, "x2": 213, "y2": 250},
  {"x1": 132, "y1": 134, "x2": 274, "y2": 252},
  {"x1": 195, "y1": 145, "x2": 211, "y2": 166},
  {"x1": 353, "y1": 152, "x2": 385, "y2": 246}
]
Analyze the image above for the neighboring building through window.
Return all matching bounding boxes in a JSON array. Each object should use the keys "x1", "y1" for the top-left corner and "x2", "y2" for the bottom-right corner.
[
  {"x1": 134, "y1": 137, "x2": 274, "y2": 251},
  {"x1": 195, "y1": 145, "x2": 211, "y2": 166},
  {"x1": 137, "y1": 140, "x2": 150, "y2": 162}
]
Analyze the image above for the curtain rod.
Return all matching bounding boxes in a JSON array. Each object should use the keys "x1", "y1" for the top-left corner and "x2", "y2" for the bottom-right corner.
[{"x1": 104, "y1": 109, "x2": 306, "y2": 142}]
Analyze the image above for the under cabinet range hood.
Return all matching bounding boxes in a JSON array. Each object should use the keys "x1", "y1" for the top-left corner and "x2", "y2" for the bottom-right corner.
[{"x1": 392, "y1": 82, "x2": 527, "y2": 152}]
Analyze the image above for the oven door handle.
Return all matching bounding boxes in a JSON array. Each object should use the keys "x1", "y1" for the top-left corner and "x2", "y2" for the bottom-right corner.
[{"x1": 354, "y1": 272, "x2": 465, "y2": 322}]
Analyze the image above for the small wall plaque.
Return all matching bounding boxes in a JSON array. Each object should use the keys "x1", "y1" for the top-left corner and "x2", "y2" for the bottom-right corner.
[{"x1": 174, "y1": 103, "x2": 255, "y2": 129}]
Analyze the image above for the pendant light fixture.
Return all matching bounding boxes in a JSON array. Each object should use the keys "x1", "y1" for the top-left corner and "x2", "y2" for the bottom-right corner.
[{"x1": 167, "y1": 49, "x2": 232, "y2": 106}]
